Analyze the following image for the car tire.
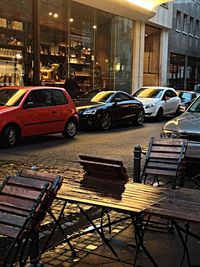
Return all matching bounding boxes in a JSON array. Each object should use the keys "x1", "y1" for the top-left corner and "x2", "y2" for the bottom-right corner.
[
  {"x1": 63, "y1": 119, "x2": 77, "y2": 138},
  {"x1": 100, "y1": 112, "x2": 112, "y2": 130},
  {"x1": 1, "y1": 125, "x2": 19, "y2": 147},
  {"x1": 156, "y1": 108, "x2": 163, "y2": 122},
  {"x1": 135, "y1": 109, "x2": 145, "y2": 125}
]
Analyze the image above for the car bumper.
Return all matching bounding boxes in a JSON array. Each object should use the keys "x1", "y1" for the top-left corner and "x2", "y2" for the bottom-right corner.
[{"x1": 78, "y1": 114, "x2": 100, "y2": 128}]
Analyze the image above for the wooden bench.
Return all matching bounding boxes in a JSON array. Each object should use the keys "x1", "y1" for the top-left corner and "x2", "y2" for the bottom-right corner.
[
  {"x1": 142, "y1": 137, "x2": 188, "y2": 188},
  {"x1": 0, "y1": 174, "x2": 51, "y2": 266}
]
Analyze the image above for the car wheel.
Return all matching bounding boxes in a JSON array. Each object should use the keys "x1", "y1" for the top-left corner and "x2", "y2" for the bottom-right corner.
[
  {"x1": 100, "y1": 112, "x2": 112, "y2": 130},
  {"x1": 1, "y1": 125, "x2": 19, "y2": 147},
  {"x1": 156, "y1": 108, "x2": 163, "y2": 122},
  {"x1": 63, "y1": 119, "x2": 77, "y2": 138},
  {"x1": 136, "y1": 109, "x2": 145, "y2": 125}
]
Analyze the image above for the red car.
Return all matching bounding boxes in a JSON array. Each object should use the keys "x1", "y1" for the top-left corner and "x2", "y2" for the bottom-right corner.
[{"x1": 0, "y1": 86, "x2": 79, "y2": 147}]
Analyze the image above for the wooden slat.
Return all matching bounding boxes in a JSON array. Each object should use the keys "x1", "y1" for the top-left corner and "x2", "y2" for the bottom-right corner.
[
  {"x1": 79, "y1": 154, "x2": 124, "y2": 166},
  {"x1": 0, "y1": 195, "x2": 34, "y2": 210},
  {"x1": 145, "y1": 168, "x2": 177, "y2": 176},
  {"x1": 152, "y1": 138, "x2": 186, "y2": 146},
  {"x1": 149, "y1": 152, "x2": 180, "y2": 159},
  {"x1": 147, "y1": 162, "x2": 178, "y2": 170},
  {"x1": 17, "y1": 170, "x2": 59, "y2": 183},
  {"x1": 0, "y1": 211, "x2": 26, "y2": 227},
  {"x1": 7, "y1": 176, "x2": 48, "y2": 190},
  {"x1": 151, "y1": 146, "x2": 182, "y2": 153},
  {"x1": 2, "y1": 185, "x2": 41, "y2": 200},
  {"x1": 0, "y1": 224, "x2": 20, "y2": 238},
  {"x1": 0, "y1": 204, "x2": 29, "y2": 216}
]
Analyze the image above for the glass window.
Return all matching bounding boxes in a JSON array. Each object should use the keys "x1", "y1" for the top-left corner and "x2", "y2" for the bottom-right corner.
[
  {"x1": 183, "y1": 14, "x2": 188, "y2": 33},
  {"x1": 0, "y1": 0, "x2": 33, "y2": 86},
  {"x1": 189, "y1": 17, "x2": 194, "y2": 35},
  {"x1": 176, "y1": 11, "x2": 181, "y2": 31},
  {"x1": 51, "y1": 89, "x2": 68, "y2": 105},
  {"x1": 195, "y1": 20, "x2": 199, "y2": 37}
]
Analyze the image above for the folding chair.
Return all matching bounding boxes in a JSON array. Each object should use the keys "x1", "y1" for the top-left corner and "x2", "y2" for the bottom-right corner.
[
  {"x1": 0, "y1": 174, "x2": 51, "y2": 266},
  {"x1": 16, "y1": 169, "x2": 76, "y2": 256},
  {"x1": 142, "y1": 137, "x2": 188, "y2": 189}
]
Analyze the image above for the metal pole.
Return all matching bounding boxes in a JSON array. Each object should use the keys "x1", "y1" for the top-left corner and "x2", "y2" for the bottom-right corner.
[{"x1": 133, "y1": 145, "x2": 142, "y2": 183}]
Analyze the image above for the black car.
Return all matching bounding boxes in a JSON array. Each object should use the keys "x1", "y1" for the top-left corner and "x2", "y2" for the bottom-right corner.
[
  {"x1": 177, "y1": 90, "x2": 197, "y2": 109},
  {"x1": 76, "y1": 90, "x2": 144, "y2": 130}
]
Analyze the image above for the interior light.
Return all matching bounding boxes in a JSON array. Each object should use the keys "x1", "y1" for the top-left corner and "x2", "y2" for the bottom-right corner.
[
  {"x1": 49, "y1": 12, "x2": 53, "y2": 16},
  {"x1": 53, "y1": 13, "x2": 59, "y2": 18},
  {"x1": 69, "y1": 18, "x2": 74, "y2": 23},
  {"x1": 93, "y1": 25, "x2": 97, "y2": 30}
]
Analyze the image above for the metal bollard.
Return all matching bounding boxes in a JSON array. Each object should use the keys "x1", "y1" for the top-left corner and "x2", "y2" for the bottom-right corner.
[{"x1": 133, "y1": 145, "x2": 142, "y2": 183}]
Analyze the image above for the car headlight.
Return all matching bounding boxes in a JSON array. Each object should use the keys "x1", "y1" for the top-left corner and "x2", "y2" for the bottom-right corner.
[
  {"x1": 145, "y1": 103, "x2": 156, "y2": 109},
  {"x1": 160, "y1": 129, "x2": 180, "y2": 138},
  {"x1": 82, "y1": 109, "x2": 97, "y2": 115}
]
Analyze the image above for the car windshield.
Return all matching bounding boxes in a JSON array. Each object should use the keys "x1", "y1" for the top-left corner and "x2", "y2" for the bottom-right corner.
[
  {"x1": 0, "y1": 88, "x2": 27, "y2": 106},
  {"x1": 91, "y1": 91, "x2": 114, "y2": 103},
  {"x1": 134, "y1": 88, "x2": 163, "y2": 98},
  {"x1": 188, "y1": 97, "x2": 200, "y2": 113},
  {"x1": 178, "y1": 92, "x2": 191, "y2": 100}
]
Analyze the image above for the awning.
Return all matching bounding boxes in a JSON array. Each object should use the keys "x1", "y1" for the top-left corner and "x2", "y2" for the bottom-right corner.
[{"x1": 73, "y1": 0, "x2": 173, "y2": 21}]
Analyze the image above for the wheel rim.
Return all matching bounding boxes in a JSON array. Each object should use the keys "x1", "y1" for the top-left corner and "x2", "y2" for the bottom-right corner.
[
  {"x1": 67, "y1": 121, "x2": 76, "y2": 137},
  {"x1": 8, "y1": 128, "x2": 16, "y2": 146},
  {"x1": 137, "y1": 110, "x2": 144, "y2": 125},
  {"x1": 101, "y1": 113, "x2": 111, "y2": 130}
]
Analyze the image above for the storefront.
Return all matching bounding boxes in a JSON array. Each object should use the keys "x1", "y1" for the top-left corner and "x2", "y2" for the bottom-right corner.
[{"x1": 0, "y1": 0, "x2": 171, "y2": 95}]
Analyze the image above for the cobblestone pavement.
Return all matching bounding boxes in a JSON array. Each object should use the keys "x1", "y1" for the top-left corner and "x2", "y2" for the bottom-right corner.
[{"x1": 1, "y1": 159, "x2": 200, "y2": 266}]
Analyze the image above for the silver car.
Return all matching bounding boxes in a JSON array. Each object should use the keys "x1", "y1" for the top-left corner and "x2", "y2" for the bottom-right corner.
[{"x1": 161, "y1": 96, "x2": 200, "y2": 141}]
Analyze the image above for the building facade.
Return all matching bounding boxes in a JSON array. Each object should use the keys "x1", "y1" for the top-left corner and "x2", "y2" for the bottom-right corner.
[
  {"x1": 0, "y1": 0, "x2": 173, "y2": 95},
  {"x1": 168, "y1": 0, "x2": 200, "y2": 90}
]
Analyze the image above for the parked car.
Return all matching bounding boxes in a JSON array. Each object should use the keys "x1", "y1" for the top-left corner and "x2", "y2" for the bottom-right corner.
[
  {"x1": 0, "y1": 86, "x2": 79, "y2": 147},
  {"x1": 177, "y1": 90, "x2": 197, "y2": 109},
  {"x1": 76, "y1": 90, "x2": 144, "y2": 130},
  {"x1": 133, "y1": 86, "x2": 181, "y2": 121},
  {"x1": 161, "y1": 95, "x2": 200, "y2": 141}
]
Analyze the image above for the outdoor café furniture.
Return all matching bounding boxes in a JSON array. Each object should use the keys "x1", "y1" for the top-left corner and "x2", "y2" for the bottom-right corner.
[
  {"x1": 141, "y1": 137, "x2": 188, "y2": 188},
  {"x1": 0, "y1": 174, "x2": 51, "y2": 266}
]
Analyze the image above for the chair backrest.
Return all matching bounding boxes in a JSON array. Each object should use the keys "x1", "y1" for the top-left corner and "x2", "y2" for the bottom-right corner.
[
  {"x1": 142, "y1": 137, "x2": 188, "y2": 188},
  {"x1": 79, "y1": 154, "x2": 129, "y2": 181},
  {"x1": 0, "y1": 175, "x2": 51, "y2": 265},
  {"x1": 16, "y1": 169, "x2": 63, "y2": 209}
]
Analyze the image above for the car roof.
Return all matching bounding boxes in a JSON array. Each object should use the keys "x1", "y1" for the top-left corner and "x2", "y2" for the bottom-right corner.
[
  {"x1": 0, "y1": 86, "x2": 66, "y2": 92},
  {"x1": 140, "y1": 86, "x2": 175, "y2": 90}
]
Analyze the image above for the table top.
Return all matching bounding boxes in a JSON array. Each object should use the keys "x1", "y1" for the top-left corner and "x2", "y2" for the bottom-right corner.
[
  {"x1": 145, "y1": 187, "x2": 200, "y2": 224},
  {"x1": 57, "y1": 174, "x2": 166, "y2": 214}
]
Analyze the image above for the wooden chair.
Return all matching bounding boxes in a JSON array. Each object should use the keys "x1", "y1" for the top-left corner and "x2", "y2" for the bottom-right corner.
[
  {"x1": 0, "y1": 174, "x2": 51, "y2": 266},
  {"x1": 142, "y1": 137, "x2": 188, "y2": 189},
  {"x1": 16, "y1": 169, "x2": 76, "y2": 256},
  {"x1": 79, "y1": 154, "x2": 128, "y2": 181}
]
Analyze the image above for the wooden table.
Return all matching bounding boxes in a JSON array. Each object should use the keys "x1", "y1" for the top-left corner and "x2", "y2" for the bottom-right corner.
[
  {"x1": 57, "y1": 175, "x2": 166, "y2": 266},
  {"x1": 145, "y1": 187, "x2": 200, "y2": 266}
]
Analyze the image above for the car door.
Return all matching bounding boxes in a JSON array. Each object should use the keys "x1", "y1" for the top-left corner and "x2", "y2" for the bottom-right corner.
[
  {"x1": 111, "y1": 92, "x2": 138, "y2": 123},
  {"x1": 163, "y1": 90, "x2": 178, "y2": 115},
  {"x1": 22, "y1": 89, "x2": 66, "y2": 136}
]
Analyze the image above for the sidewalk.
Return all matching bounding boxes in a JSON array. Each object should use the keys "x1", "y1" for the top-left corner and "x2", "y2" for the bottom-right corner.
[{"x1": 40, "y1": 209, "x2": 200, "y2": 267}]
